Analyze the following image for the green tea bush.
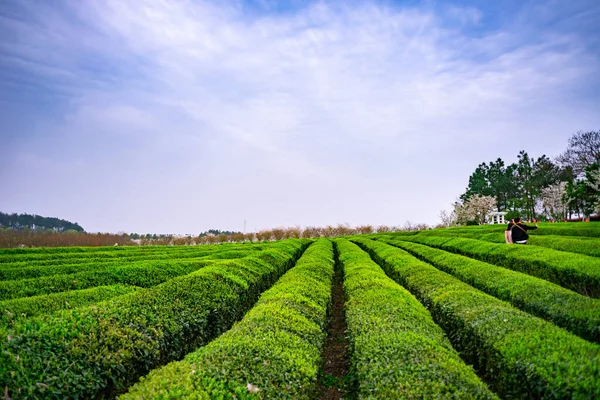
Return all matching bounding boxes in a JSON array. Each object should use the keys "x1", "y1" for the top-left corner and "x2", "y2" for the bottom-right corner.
[
  {"x1": 388, "y1": 235, "x2": 600, "y2": 297},
  {"x1": 353, "y1": 238, "x2": 600, "y2": 399},
  {"x1": 0, "y1": 284, "x2": 140, "y2": 326},
  {"x1": 0, "y1": 239, "x2": 307, "y2": 399},
  {"x1": 0, "y1": 242, "x2": 263, "y2": 266},
  {"x1": 337, "y1": 239, "x2": 497, "y2": 399},
  {"x1": 122, "y1": 238, "x2": 334, "y2": 399},
  {"x1": 0, "y1": 259, "x2": 215, "y2": 300},
  {"x1": 386, "y1": 239, "x2": 600, "y2": 342},
  {"x1": 0, "y1": 247, "x2": 258, "y2": 281},
  {"x1": 394, "y1": 230, "x2": 600, "y2": 258},
  {"x1": 0, "y1": 245, "x2": 227, "y2": 269}
]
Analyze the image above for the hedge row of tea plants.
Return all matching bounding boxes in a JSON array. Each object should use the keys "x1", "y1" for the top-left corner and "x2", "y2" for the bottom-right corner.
[
  {"x1": 0, "y1": 284, "x2": 140, "y2": 327},
  {"x1": 0, "y1": 259, "x2": 215, "y2": 301},
  {"x1": 0, "y1": 245, "x2": 151, "y2": 256},
  {"x1": 336, "y1": 239, "x2": 497, "y2": 399},
  {"x1": 0, "y1": 247, "x2": 258, "y2": 281},
  {"x1": 0, "y1": 239, "x2": 308, "y2": 399},
  {"x1": 499, "y1": 234, "x2": 600, "y2": 256},
  {"x1": 401, "y1": 229, "x2": 600, "y2": 258},
  {"x1": 0, "y1": 242, "x2": 262, "y2": 266},
  {"x1": 528, "y1": 223, "x2": 600, "y2": 237},
  {"x1": 385, "y1": 235, "x2": 600, "y2": 297},
  {"x1": 0, "y1": 245, "x2": 195, "y2": 262},
  {"x1": 0, "y1": 245, "x2": 229, "y2": 269},
  {"x1": 384, "y1": 239, "x2": 600, "y2": 342},
  {"x1": 352, "y1": 238, "x2": 600, "y2": 399},
  {"x1": 122, "y1": 238, "x2": 334, "y2": 399},
  {"x1": 389, "y1": 222, "x2": 600, "y2": 239}
]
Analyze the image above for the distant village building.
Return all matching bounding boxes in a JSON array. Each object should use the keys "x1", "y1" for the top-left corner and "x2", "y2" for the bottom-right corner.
[{"x1": 487, "y1": 211, "x2": 507, "y2": 225}]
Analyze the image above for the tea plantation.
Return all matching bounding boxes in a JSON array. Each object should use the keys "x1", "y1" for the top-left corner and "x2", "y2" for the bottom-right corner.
[{"x1": 1, "y1": 223, "x2": 599, "y2": 399}]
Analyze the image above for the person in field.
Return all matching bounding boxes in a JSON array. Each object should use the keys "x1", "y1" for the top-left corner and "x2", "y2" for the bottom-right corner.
[
  {"x1": 508, "y1": 217, "x2": 538, "y2": 244},
  {"x1": 505, "y1": 220, "x2": 514, "y2": 244}
]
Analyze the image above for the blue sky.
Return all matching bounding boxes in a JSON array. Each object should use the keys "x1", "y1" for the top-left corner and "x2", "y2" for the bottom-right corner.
[{"x1": 1, "y1": 0, "x2": 599, "y2": 234}]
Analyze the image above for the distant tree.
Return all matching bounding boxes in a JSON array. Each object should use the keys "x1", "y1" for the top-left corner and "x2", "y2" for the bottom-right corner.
[
  {"x1": 557, "y1": 130, "x2": 600, "y2": 176},
  {"x1": 320, "y1": 226, "x2": 337, "y2": 238},
  {"x1": 356, "y1": 225, "x2": 374, "y2": 235},
  {"x1": 439, "y1": 209, "x2": 456, "y2": 227},
  {"x1": 0, "y1": 212, "x2": 84, "y2": 232},
  {"x1": 376, "y1": 225, "x2": 392, "y2": 233},
  {"x1": 462, "y1": 158, "x2": 518, "y2": 212},
  {"x1": 255, "y1": 230, "x2": 271, "y2": 241},
  {"x1": 455, "y1": 195, "x2": 497, "y2": 225},
  {"x1": 283, "y1": 226, "x2": 301, "y2": 239},
  {"x1": 301, "y1": 226, "x2": 320, "y2": 238},
  {"x1": 540, "y1": 182, "x2": 567, "y2": 220},
  {"x1": 562, "y1": 163, "x2": 600, "y2": 218},
  {"x1": 515, "y1": 151, "x2": 538, "y2": 220}
]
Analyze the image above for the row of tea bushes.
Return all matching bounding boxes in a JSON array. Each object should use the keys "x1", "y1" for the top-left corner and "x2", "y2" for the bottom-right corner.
[
  {"x1": 385, "y1": 239, "x2": 600, "y2": 342},
  {"x1": 400, "y1": 229, "x2": 600, "y2": 258},
  {"x1": 122, "y1": 238, "x2": 335, "y2": 399},
  {"x1": 0, "y1": 284, "x2": 140, "y2": 327},
  {"x1": 336, "y1": 239, "x2": 497, "y2": 399},
  {"x1": 0, "y1": 245, "x2": 228, "y2": 269},
  {"x1": 0, "y1": 244, "x2": 205, "y2": 263},
  {"x1": 0, "y1": 256, "x2": 207, "y2": 281},
  {"x1": 384, "y1": 235, "x2": 600, "y2": 297},
  {"x1": 497, "y1": 234, "x2": 600, "y2": 257},
  {"x1": 0, "y1": 247, "x2": 259, "y2": 281},
  {"x1": 1, "y1": 239, "x2": 308, "y2": 399},
  {"x1": 353, "y1": 238, "x2": 600, "y2": 399},
  {"x1": 0, "y1": 259, "x2": 215, "y2": 300}
]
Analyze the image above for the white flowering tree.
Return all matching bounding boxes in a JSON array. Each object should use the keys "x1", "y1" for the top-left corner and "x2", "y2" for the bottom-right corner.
[
  {"x1": 454, "y1": 195, "x2": 497, "y2": 225},
  {"x1": 540, "y1": 182, "x2": 567, "y2": 220}
]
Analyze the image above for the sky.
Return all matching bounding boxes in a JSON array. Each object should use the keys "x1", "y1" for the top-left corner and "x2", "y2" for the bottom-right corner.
[{"x1": 1, "y1": 0, "x2": 599, "y2": 234}]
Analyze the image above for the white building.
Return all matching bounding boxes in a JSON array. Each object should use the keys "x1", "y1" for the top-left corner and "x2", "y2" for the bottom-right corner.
[{"x1": 487, "y1": 211, "x2": 507, "y2": 225}]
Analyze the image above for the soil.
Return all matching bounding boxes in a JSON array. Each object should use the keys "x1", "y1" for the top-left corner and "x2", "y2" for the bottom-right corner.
[{"x1": 316, "y1": 248, "x2": 351, "y2": 400}]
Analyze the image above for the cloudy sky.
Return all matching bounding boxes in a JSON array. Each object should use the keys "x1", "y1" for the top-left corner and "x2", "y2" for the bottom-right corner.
[{"x1": 1, "y1": 0, "x2": 599, "y2": 234}]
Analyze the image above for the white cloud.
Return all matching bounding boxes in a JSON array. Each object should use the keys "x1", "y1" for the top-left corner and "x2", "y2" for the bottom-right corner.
[{"x1": 1, "y1": 0, "x2": 599, "y2": 232}]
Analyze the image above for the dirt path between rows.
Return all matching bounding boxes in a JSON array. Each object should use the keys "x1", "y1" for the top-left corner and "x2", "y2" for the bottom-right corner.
[{"x1": 317, "y1": 244, "x2": 351, "y2": 400}]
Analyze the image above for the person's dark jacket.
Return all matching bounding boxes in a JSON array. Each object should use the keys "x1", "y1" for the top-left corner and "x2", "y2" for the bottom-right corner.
[{"x1": 510, "y1": 223, "x2": 537, "y2": 242}]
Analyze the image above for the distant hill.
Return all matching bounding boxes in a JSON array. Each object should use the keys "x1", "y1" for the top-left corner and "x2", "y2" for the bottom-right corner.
[{"x1": 0, "y1": 212, "x2": 85, "y2": 232}]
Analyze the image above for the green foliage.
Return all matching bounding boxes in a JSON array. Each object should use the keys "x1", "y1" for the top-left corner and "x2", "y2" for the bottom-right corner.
[
  {"x1": 352, "y1": 238, "x2": 600, "y2": 399},
  {"x1": 0, "y1": 242, "x2": 262, "y2": 265},
  {"x1": 461, "y1": 152, "x2": 568, "y2": 219},
  {"x1": 0, "y1": 239, "x2": 307, "y2": 399},
  {"x1": 0, "y1": 245, "x2": 264, "y2": 282},
  {"x1": 387, "y1": 234, "x2": 600, "y2": 297},
  {"x1": 122, "y1": 239, "x2": 334, "y2": 399},
  {"x1": 384, "y1": 238, "x2": 600, "y2": 342},
  {"x1": 198, "y1": 229, "x2": 242, "y2": 237},
  {"x1": 391, "y1": 227, "x2": 600, "y2": 260},
  {"x1": 0, "y1": 211, "x2": 84, "y2": 232},
  {"x1": 0, "y1": 284, "x2": 140, "y2": 327},
  {"x1": 0, "y1": 259, "x2": 215, "y2": 300},
  {"x1": 336, "y1": 239, "x2": 497, "y2": 399},
  {"x1": 461, "y1": 158, "x2": 519, "y2": 212}
]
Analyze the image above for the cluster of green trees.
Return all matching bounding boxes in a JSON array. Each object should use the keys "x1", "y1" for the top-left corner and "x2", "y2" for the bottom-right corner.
[
  {"x1": 461, "y1": 130, "x2": 600, "y2": 220},
  {"x1": 128, "y1": 229, "x2": 241, "y2": 241},
  {"x1": 0, "y1": 212, "x2": 84, "y2": 232}
]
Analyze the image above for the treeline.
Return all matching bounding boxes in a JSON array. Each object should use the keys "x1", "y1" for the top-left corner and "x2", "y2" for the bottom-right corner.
[
  {"x1": 0, "y1": 212, "x2": 84, "y2": 232},
  {"x1": 458, "y1": 130, "x2": 600, "y2": 221},
  {"x1": 0, "y1": 224, "x2": 423, "y2": 248},
  {"x1": 0, "y1": 230, "x2": 132, "y2": 248},
  {"x1": 128, "y1": 229, "x2": 241, "y2": 241},
  {"x1": 132, "y1": 224, "x2": 411, "y2": 246}
]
